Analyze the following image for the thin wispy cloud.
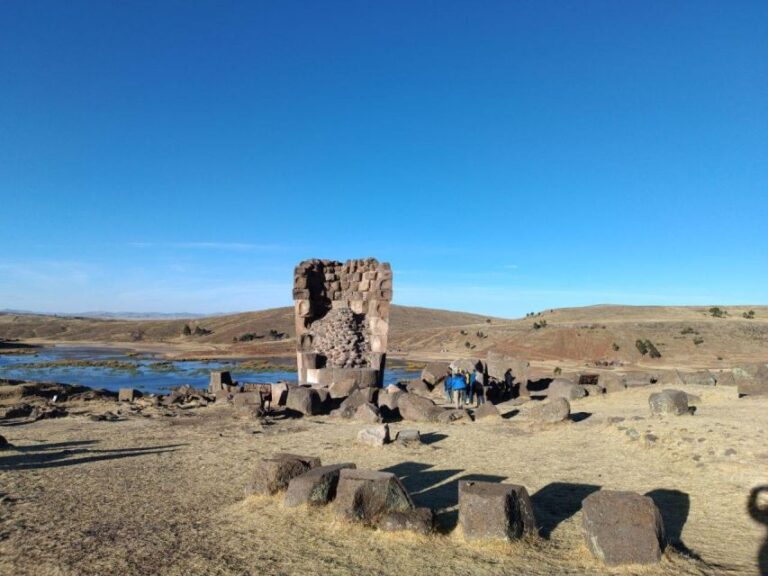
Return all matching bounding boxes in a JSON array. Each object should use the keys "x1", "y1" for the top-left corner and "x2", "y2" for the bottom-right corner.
[{"x1": 127, "y1": 241, "x2": 291, "y2": 252}]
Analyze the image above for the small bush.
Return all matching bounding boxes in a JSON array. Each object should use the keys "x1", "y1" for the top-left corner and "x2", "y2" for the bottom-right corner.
[
  {"x1": 680, "y1": 327, "x2": 696, "y2": 335},
  {"x1": 635, "y1": 339, "x2": 649, "y2": 355},
  {"x1": 533, "y1": 320, "x2": 548, "y2": 330},
  {"x1": 553, "y1": 366, "x2": 562, "y2": 375},
  {"x1": 612, "y1": 343, "x2": 620, "y2": 351},
  {"x1": 743, "y1": 310, "x2": 755, "y2": 319},
  {"x1": 182, "y1": 324, "x2": 192, "y2": 336},
  {"x1": 693, "y1": 337, "x2": 704, "y2": 346},
  {"x1": 709, "y1": 307, "x2": 727, "y2": 318}
]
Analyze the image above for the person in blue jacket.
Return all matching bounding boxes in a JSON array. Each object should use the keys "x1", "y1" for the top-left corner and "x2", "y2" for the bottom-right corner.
[
  {"x1": 443, "y1": 369, "x2": 453, "y2": 402},
  {"x1": 452, "y1": 370, "x2": 468, "y2": 409}
]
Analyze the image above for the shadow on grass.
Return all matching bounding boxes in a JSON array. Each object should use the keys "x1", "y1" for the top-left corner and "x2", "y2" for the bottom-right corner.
[
  {"x1": 381, "y1": 460, "x2": 506, "y2": 532},
  {"x1": 531, "y1": 482, "x2": 601, "y2": 538},
  {"x1": 0, "y1": 441, "x2": 186, "y2": 471}
]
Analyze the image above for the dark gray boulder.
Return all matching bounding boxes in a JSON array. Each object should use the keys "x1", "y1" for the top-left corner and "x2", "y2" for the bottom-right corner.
[
  {"x1": 459, "y1": 480, "x2": 537, "y2": 541},
  {"x1": 335, "y1": 469, "x2": 414, "y2": 525},
  {"x1": 284, "y1": 463, "x2": 356, "y2": 508},
  {"x1": 247, "y1": 453, "x2": 321, "y2": 496},
  {"x1": 378, "y1": 507, "x2": 434, "y2": 535},
  {"x1": 581, "y1": 490, "x2": 666, "y2": 566}
]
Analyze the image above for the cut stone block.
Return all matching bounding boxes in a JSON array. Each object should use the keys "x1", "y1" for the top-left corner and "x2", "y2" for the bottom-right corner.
[
  {"x1": 378, "y1": 507, "x2": 434, "y2": 535},
  {"x1": 247, "y1": 453, "x2": 321, "y2": 496},
  {"x1": 581, "y1": 490, "x2": 666, "y2": 566},
  {"x1": 284, "y1": 463, "x2": 356, "y2": 508},
  {"x1": 286, "y1": 386, "x2": 322, "y2": 416},
  {"x1": 208, "y1": 370, "x2": 234, "y2": 393},
  {"x1": 395, "y1": 429, "x2": 421, "y2": 446},
  {"x1": 459, "y1": 480, "x2": 537, "y2": 541},
  {"x1": 118, "y1": 388, "x2": 140, "y2": 403},
  {"x1": 335, "y1": 469, "x2": 414, "y2": 525}
]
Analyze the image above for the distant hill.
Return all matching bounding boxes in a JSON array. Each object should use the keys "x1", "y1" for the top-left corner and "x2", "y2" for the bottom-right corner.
[{"x1": 1, "y1": 304, "x2": 766, "y2": 368}]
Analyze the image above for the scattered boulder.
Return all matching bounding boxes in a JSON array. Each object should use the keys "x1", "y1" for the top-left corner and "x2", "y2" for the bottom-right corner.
[
  {"x1": 271, "y1": 382, "x2": 289, "y2": 406},
  {"x1": 397, "y1": 393, "x2": 442, "y2": 422},
  {"x1": 377, "y1": 390, "x2": 401, "y2": 412},
  {"x1": 421, "y1": 362, "x2": 450, "y2": 386},
  {"x1": 395, "y1": 429, "x2": 422, "y2": 446},
  {"x1": 208, "y1": 370, "x2": 234, "y2": 394},
  {"x1": 247, "y1": 453, "x2": 321, "y2": 496},
  {"x1": 353, "y1": 403, "x2": 382, "y2": 424},
  {"x1": 473, "y1": 403, "x2": 501, "y2": 421},
  {"x1": 378, "y1": 507, "x2": 434, "y2": 535},
  {"x1": 357, "y1": 424, "x2": 390, "y2": 447},
  {"x1": 581, "y1": 490, "x2": 666, "y2": 566},
  {"x1": 118, "y1": 388, "x2": 141, "y2": 403},
  {"x1": 622, "y1": 372, "x2": 659, "y2": 388},
  {"x1": 284, "y1": 463, "x2": 356, "y2": 508},
  {"x1": 436, "y1": 408, "x2": 469, "y2": 424},
  {"x1": 286, "y1": 386, "x2": 323, "y2": 416},
  {"x1": 600, "y1": 373, "x2": 626, "y2": 393},
  {"x1": 0, "y1": 403, "x2": 34, "y2": 420},
  {"x1": 649, "y1": 390, "x2": 689, "y2": 416},
  {"x1": 89, "y1": 411, "x2": 121, "y2": 422},
  {"x1": 734, "y1": 363, "x2": 768, "y2": 397},
  {"x1": 548, "y1": 379, "x2": 587, "y2": 401},
  {"x1": 335, "y1": 468, "x2": 414, "y2": 525},
  {"x1": 529, "y1": 398, "x2": 570, "y2": 423},
  {"x1": 405, "y1": 379, "x2": 432, "y2": 396},
  {"x1": 31, "y1": 405, "x2": 67, "y2": 420},
  {"x1": 459, "y1": 480, "x2": 537, "y2": 541},
  {"x1": 451, "y1": 358, "x2": 481, "y2": 373},
  {"x1": 337, "y1": 389, "x2": 378, "y2": 419},
  {"x1": 582, "y1": 384, "x2": 604, "y2": 397},
  {"x1": 677, "y1": 370, "x2": 717, "y2": 387},
  {"x1": 328, "y1": 376, "x2": 359, "y2": 399}
]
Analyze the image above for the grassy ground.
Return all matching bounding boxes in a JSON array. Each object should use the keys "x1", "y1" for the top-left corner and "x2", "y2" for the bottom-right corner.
[{"x1": 1, "y1": 383, "x2": 765, "y2": 575}]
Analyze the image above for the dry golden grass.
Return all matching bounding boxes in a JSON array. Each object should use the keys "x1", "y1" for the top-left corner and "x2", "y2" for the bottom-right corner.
[{"x1": 1, "y1": 383, "x2": 765, "y2": 575}]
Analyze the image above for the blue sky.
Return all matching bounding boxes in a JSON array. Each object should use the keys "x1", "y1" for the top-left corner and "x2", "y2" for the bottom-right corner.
[{"x1": 1, "y1": 1, "x2": 766, "y2": 317}]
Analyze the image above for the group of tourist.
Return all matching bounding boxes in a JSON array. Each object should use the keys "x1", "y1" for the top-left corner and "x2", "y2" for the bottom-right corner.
[{"x1": 444, "y1": 369, "x2": 484, "y2": 409}]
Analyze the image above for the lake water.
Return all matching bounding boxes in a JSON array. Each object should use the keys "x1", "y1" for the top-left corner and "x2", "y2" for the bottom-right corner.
[{"x1": 0, "y1": 346, "x2": 419, "y2": 395}]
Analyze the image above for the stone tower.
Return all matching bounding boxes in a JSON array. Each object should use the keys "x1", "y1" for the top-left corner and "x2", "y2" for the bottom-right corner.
[{"x1": 293, "y1": 258, "x2": 392, "y2": 389}]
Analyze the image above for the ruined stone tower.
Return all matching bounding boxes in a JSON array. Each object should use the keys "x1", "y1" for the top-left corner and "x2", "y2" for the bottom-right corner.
[{"x1": 293, "y1": 258, "x2": 392, "y2": 389}]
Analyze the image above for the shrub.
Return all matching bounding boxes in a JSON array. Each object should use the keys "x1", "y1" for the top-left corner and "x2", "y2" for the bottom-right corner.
[
  {"x1": 553, "y1": 367, "x2": 562, "y2": 375},
  {"x1": 612, "y1": 343, "x2": 620, "y2": 351},
  {"x1": 182, "y1": 324, "x2": 192, "y2": 336},
  {"x1": 693, "y1": 337, "x2": 704, "y2": 346},
  {"x1": 743, "y1": 310, "x2": 755, "y2": 319},
  {"x1": 709, "y1": 307, "x2": 726, "y2": 318},
  {"x1": 635, "y1": 339, "x2": 649, "y2": 355},
  {"x1": 533, "y1": 320, "x2": 548, "y2": 330},
  {"x1": 193, "y1": 326, "x2": 212, "y2": 336},
  {"x1": 680, "y1": 327, "x2": 695, "y2": 335}
]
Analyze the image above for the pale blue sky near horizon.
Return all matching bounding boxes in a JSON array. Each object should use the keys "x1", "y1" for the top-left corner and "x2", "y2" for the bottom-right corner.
[{"x1": 1, "y1": 1, "x2": 766, "y2": 318}]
